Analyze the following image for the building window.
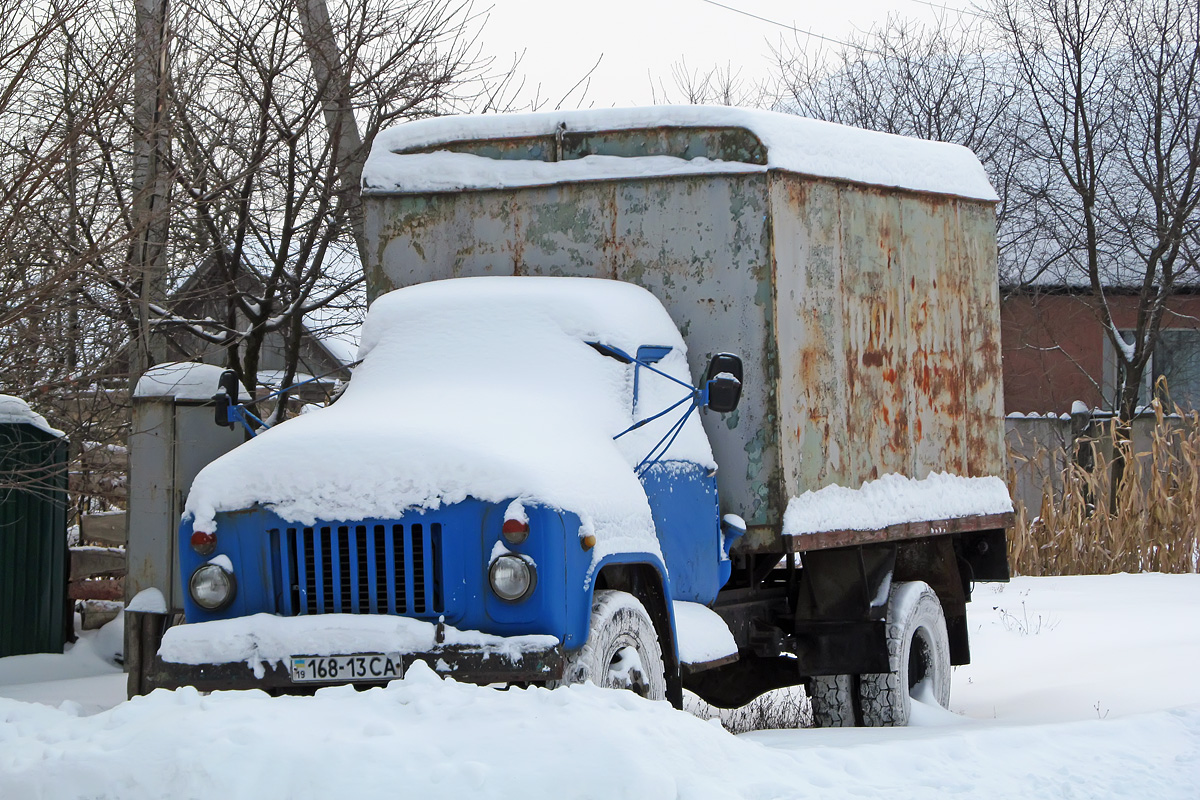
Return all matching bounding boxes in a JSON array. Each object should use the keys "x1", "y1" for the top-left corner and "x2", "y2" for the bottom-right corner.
[
  {"x1": 1153, "y1": 329, "x2": 1200, "y2": 410},
  {"x1": 1104, "y1": 328, "x2": 1200, "y2": 411}
]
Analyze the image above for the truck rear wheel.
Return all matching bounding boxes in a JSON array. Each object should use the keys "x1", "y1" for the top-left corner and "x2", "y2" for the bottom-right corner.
[
  {"x1": 809, "y1": 674, "x2": 857, "y2": 727},
  {"x1": 858, "y1": 581, "x2": 951, "y2": 726},
  {"x1": 555, "y1": 590, "x2": 667, "y2": 701}
]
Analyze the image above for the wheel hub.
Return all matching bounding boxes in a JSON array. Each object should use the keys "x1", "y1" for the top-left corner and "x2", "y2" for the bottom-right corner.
[{"x1": 607, "y1": 646, "x2": 649, "y2": 696}]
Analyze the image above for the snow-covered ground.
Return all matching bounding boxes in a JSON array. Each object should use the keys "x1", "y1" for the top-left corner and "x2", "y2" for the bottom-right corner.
[{"x1": 2, "y1": 574, "x2": 1198, "y2": 798}]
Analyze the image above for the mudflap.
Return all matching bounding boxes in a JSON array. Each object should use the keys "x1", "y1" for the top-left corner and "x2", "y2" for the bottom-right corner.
[{"x1": 682, "y1": 653, "x2": 801, "y2": 709}]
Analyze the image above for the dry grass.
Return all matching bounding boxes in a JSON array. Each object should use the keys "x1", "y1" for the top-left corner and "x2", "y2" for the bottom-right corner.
[
  {"x1": 1008, "y1": 403, "x2": 1200, "y2": 576},
  {"x1": 684, "y1": 686, "x2": 812, "y2": 733}
]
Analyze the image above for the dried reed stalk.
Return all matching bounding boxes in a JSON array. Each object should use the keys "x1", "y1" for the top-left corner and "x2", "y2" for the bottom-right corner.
[{"x1": 1009, "y1": 402, "x2": 1200, "y2": 575}]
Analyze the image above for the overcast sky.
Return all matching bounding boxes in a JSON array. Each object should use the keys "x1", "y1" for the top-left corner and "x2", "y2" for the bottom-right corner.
[{"x1": 475, "y1": 0, "x2": 962, "y2": 109}]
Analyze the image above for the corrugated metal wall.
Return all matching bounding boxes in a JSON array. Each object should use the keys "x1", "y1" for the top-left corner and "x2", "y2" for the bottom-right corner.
[
  {"x1": 0, "y1": 422, "x2": 69, "y2": 656},
  {"x1": 126, "y1": 397, "x2": 245, "y2": 612}
]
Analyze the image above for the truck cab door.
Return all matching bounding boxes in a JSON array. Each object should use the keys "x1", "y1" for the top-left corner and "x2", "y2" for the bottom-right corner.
[
  {"x1": 629, "y1": 345, "x2": 724, "y2": 604},
  {"x1": 639, "y1": 462, "x2": 722, "y2": 604}
]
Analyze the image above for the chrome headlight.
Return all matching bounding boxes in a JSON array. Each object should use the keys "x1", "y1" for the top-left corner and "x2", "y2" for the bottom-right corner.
[
  {"x1": 489, "y1": 554, "x2": 535, "y2": 602},
  {"x1": 189, "y1": 563, "x2": 237, "y2": 610}
]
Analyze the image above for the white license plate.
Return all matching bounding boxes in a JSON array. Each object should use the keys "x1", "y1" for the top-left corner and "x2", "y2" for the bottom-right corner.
[{"x1": 289, "y1": 653, "x2": 404, "y2": 683}]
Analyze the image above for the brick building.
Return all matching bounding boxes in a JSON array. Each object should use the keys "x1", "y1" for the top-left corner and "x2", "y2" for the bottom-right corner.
[{"x1": 1000, "y1": 288, "x2": 1200, "y2": 414}]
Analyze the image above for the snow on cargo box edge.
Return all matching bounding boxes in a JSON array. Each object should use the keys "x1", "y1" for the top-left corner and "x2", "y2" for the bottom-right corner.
[
  {"x1": 364, "y1": 152, "x2": 766, "y2": 196},
  {"x1": 364, "y1": 105, "x2": 998, "y2": 202},
  {"x1": 183, "y1": 277, "x2": 714, "y2": 562},
  {"x1": 782, "y1": 472, "x2": 1013, "y2": 537}
]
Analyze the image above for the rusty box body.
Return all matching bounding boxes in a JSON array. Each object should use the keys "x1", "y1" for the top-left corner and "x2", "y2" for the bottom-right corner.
[{"x1": 362, "y1": 120, "x2": 1004, "y2": 554}]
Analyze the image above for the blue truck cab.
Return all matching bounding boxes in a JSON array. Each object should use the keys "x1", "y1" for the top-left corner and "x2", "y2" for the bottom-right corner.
[{"x1": 153, "y1": 277, "x2": 743, "y2": 704}]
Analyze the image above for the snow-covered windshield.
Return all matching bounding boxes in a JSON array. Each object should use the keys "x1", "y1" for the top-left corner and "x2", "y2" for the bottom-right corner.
[{"x1": 184, "y1": 277, "x2": 713, "y2": 552}]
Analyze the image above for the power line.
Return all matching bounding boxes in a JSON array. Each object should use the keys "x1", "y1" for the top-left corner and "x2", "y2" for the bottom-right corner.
[
  {"x1": 696, "y1": 0, "x2": 860, "y2": 51},
  {"x1": 695, "y1": 0, "x2": 1014, "y2": 90},
  {"x1": 908, "y1": 0, "x2": 989, "y2": 21},
  {"x1": 697, "y1": 0, "x2": 988, "y2": 52}
]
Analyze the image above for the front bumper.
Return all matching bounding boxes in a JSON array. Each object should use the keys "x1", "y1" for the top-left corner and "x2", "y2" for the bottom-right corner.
[
  {"x1": 144, "y1": 645, "x2": 564, "y2": 693},
  {"x1": 137, "y1": 612, "x2": 564, "y2": 693}
]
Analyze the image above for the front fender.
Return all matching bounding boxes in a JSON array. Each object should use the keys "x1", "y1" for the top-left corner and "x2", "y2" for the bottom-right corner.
[{"x1": 566, "y1": 552, "x2": 677, "y2": 660}]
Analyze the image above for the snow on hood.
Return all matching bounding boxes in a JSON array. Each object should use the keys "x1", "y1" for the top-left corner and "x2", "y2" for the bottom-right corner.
[
  {"x1": 184, "y1": 277, "x2": 713, "y2": 551},
  {"x1": 0, "y1": 394, "x2": 65, "y2": 438},
  {"x1": 364, "y1": 105, "x2": 997, "y2": 202}
]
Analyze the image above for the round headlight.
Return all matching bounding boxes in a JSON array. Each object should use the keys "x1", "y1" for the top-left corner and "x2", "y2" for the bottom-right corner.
[
  {"x1": 189, "y1": 564, "x2": 237, "y2": 610},
  {"x1": 489, "y1": 554, "x2": 535, "y2": 602}
]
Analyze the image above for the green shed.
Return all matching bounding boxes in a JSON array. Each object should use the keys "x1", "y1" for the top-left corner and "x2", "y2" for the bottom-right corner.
[{"x1": 0, "y1": 395, "x2": 70, "y2": 657}]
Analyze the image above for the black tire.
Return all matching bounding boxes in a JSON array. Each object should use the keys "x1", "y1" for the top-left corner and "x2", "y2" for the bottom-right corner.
[
  {"x1": 554, "y1": 590, "x2": 667, "y2": 701},
  {"x1": 809, "y1": 674, "x2": 856, "y2": 727},
  {"x1": 858, "y1": 581, "x2": 951, "y2": 727}
]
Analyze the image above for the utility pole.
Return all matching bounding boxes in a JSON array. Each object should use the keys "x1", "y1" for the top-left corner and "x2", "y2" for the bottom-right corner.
[
  {"x1": 297, "y1": 0, "x2": 370, "y2": 271},
  {"x1": 129, "y1": 0, "x2": 171, "y2": 389}
]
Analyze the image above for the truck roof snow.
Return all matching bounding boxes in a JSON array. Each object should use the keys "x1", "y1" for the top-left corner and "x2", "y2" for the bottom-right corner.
[{"x1": 364, "y1": 105, "x2": 997, "y2": 202}]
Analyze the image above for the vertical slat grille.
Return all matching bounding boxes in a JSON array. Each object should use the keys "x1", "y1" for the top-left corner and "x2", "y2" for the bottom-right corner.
[
  {"x1": 391, "y1": 524, "x2": 404, "y2": 613},
  {"x1": 404, "y1": 524, "x2": 420, "y2": 613},
  {"x1": 273, "y1": 522, "x2": 442, "y2": 617}
]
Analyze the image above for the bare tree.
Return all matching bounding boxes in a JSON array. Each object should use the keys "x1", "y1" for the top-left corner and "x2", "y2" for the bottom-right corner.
[
  {"x1": 652, "y1": 59, "x2": 771, "y2": 107},
  {"x1": 991, "y1": 0, "x2": 1200, "y2": 429},
  {"x1": 0, "y1": 0, "x2": 101, "y2": 331},
  {"x1": 773, "y1": 15, "x2": 1037, "y2": 276},
  {"x1": 0, "y1": 1, "x2": 135, "y2": 508},
  {"x1": 297, "y1": 0, "x2": 493, "y2": 269},
  {"x1": 142, "y1": 0, "x2": 506, "y2": 417},
  {"x1": 1, "y1": 0, "x2": 512, "y2": 506}
]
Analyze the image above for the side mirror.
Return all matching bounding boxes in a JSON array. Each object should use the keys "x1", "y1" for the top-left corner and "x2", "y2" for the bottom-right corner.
[
  {"x1": 213, "y1": 370, "x2": 239, "y2": 429},
  {"x1": 704, "y1": 353, "x2": 743, "y2": 414}
]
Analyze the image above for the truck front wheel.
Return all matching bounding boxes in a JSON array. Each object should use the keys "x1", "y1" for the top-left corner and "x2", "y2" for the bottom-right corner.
[
  {"x1": 555, "y1": 590, "x2": 667, "y2": 701},
  {"x1": 858, "y1": 581, "x2": 951, "y2": 726}
]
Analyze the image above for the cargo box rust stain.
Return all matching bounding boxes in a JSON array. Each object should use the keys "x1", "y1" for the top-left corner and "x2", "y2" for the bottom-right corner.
[{"x1": 363, "y1": 125, "x2": 1004, "y2": 555}]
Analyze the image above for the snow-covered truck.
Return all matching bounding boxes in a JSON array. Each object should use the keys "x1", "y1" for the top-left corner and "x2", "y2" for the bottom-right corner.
[{"x1": 131, "y1": 107, "x2": 1013, "y2": 727}]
